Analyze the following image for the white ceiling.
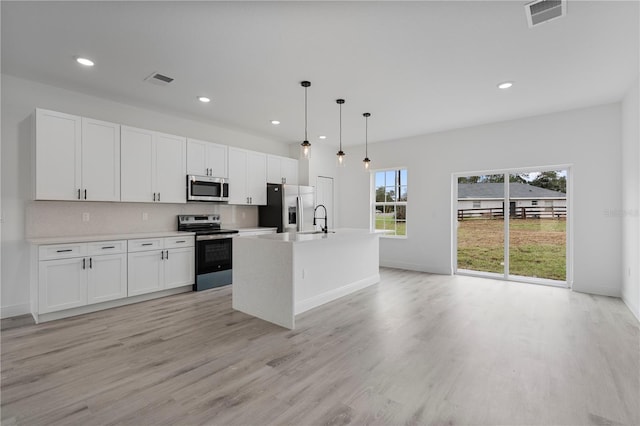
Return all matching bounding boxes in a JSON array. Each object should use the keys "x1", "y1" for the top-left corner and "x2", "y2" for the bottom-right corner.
[{"x1": 2, "y1": 1, "x2": 638, "y2": 147}]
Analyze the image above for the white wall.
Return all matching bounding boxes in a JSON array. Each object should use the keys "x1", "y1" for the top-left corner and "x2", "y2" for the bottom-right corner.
[
  {"x1": 621, "y1": 77, "x2": 640, "y2": 321},
  {"x1": 1, "y1": 74, "x2": 290, "y2": 318},
  {"x1": 339, "y1": 103, "x2": 623, "y2": 297}
]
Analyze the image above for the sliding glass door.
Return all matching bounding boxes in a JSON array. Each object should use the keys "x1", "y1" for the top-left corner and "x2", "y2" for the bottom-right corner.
[{"x1": 456, "y1": 169, "x2": 568, "y2": 285}]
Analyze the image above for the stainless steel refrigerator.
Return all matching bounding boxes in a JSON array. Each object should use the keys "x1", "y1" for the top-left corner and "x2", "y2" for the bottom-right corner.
[{"x1": 259, "y1": 184, "x2": 315, "y2": 233}]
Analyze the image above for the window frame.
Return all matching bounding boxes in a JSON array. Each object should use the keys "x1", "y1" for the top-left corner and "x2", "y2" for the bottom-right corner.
[{"x1": 371, "y1": 168, "x2": 408, "y2": 239}]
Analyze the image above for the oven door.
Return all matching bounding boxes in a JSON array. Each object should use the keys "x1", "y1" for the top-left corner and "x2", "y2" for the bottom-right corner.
[
  {"x1": 187, "y1": 175, "x2": 227, "y2": 202},
  {"x1": 196, "y1": 236, "x2": 232, "y2": 275}
]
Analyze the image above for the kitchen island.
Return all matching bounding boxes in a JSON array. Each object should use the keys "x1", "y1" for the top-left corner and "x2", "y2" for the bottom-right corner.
[{"x1": 232, "y1": 229, "x2": 380, "y2": 329}]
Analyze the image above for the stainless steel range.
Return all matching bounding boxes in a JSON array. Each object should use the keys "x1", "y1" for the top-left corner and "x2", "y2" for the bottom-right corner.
[{"x1": 177, "y1": 214, "x2": 239, "y2": 291}]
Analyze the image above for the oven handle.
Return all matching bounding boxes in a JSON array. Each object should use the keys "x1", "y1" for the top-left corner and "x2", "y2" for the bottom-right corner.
[{"x1": 196, "y1": 234, "x2": 238, "y2": 241}]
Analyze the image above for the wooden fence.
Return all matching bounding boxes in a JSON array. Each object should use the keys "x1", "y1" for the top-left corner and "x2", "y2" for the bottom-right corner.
[{"x1": 457, "y1": 206, "x2": 567, "y2": 221}]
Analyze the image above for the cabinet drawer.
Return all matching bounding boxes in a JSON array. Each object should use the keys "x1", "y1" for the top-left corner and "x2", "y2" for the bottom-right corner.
[
  {"x1": 128, "y1": 238, "x2": 163, "y2": 252},
  {"x1": 164, "y1": 236, "x2": 194, "y2": 249},
  {"x1": 39, "y1": 243, "x2": 86, "y2": 260},
  {"x1": 87, "y1": 240, "x2": 126, "y2": 255}
]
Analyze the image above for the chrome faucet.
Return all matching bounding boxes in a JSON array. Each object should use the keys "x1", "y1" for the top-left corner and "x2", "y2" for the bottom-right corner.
[{"x1": 313, "y1": 204, "x2": 328, "y2": 233}]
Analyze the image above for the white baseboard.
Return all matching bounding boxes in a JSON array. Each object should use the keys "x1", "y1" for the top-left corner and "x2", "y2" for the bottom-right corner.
[
  {"x1": 379, "y1": 260, "x2": 451, "y2": 275},
  {"x1": 1, "y1": 303, "x2": 31, "y2": 319},
  {"x1": 295, "y1": 274, "x2": 380, "y2": 315},
  {"x1": 622, "y1": 295, "x2": 640, "y2": 323}
]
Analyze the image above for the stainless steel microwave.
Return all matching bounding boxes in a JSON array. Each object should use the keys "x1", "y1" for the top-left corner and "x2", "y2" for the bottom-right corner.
[{"x1": 187, "y1": 175, "x2": 229, "y2": 202}]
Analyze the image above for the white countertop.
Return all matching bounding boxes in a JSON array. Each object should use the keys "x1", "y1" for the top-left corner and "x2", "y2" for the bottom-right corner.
[
  {"x1": 244, "y1": 228, "x2": 381, "y2": 244},
  {"x1": 28, "y1": 231, "x2": 195, "y2": 245}
]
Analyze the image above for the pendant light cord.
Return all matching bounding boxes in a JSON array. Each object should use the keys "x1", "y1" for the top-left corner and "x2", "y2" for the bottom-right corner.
[
  {"x1": 304, "y1": 86, "x2": 308, "y2": 141},
  {"x1": 365, "y1": 114, "x2": 368, "y2": 157},
  {"x1": 339, "y1": 102, "x2": 342, "y2": 150}
]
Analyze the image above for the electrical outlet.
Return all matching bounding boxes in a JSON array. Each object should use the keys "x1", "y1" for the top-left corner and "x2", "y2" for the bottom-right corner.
[
  {"x1": 142, "y1": 212, "x2": 149, "y2": 221},
  {"x1": 82, "y1": 212, "x2": 90, "y2": 222}
]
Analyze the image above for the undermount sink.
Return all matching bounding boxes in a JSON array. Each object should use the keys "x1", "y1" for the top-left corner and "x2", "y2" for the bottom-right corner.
[{"x1": 297, "y1": 230, "x2": 336, "y2": 235}]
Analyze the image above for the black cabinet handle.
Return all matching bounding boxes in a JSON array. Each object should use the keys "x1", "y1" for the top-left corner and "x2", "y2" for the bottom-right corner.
[
  {"x1": 56, "y1": 249, "x2": 73, "y2": 253},
  {"x1": 77, "y1": 189, "x2": 81, "y2": 200},
  {"x1": 161, "y1": 251, "x2": 164, "y2": 260},
  {"x1": 102, "y1": 246, "x2": 115, "y2": 249},
  {"x1": 84, "y1": 189, "x2": 87, "y2": 200},
  {"x1": 153, "y1": 193, "x2": 156, "y2": 202},
  {"x1": 165, "y1": 250, "x2": 169, "y2": 259},
  {"x1": 158, "y1": 193, "x2": 161, "y2": 202},
  {"x1": 175, "y1": 240, "x2": 186, "y2": 244},
  {"x1": 141, "y1": 243, "x2": 153, "y2": 246},
  {"x1": 82, "y1": 258, "x2": 86, "y2": 270},
  {"x1": 89, "y1": 258, "x2": 92, "y2": 269}
]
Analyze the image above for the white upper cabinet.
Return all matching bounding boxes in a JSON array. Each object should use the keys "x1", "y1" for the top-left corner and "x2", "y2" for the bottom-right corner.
[
  {"x1": 228, "y1": 147, "x2": 266, "y2": 205},
  {"x1": 154, "y1": 132, "x2": 187, "y2": 203},
  {"x1": 121, "y1": 126, "x2": 154, "y2": 202},
  {"x1": 81, "y1": 117, "x2": 121, "y2": 201},
  {"x1": 121, "y1": 126, "x2": 186, "y2": 203},
  {"x1": 35, "y1": 109, "x2": 81, "y2": 201},
  {"x1": 267, "y1": 155, "x2": 298, "y2": 185},
  {"x1": 187, "y1": 138, "x2": 228, "y2": 177},
  {"x1": 35, "y1": 109, "x2": 120, "y2": 201}
]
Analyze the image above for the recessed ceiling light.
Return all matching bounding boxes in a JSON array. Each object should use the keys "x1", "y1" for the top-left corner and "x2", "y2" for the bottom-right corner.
[
  {"x1": 271, "y1": 120, "x2": 281, "y2": 125},
  {"x1": 76, "y1": 57, "x2": 94, "y2": 67},
  {"x1": 497, "y1": 81, "x2": 514, "y2": 89},
  {"x1": 198, "y1": 96, "x2": 211, "y2": 103},
  {"x1": 319, "y1": 135, "x2": 327, "y2": 140}
]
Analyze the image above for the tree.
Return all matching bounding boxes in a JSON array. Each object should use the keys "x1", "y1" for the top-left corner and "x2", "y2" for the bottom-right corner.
[{"x1": 529, "y1": 171, "x2": 566, "y2": 193}]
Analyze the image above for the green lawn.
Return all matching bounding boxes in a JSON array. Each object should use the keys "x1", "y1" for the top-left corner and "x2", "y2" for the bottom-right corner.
[
  {"x1": 375, "y1": 215, "x2": 406, "y2": 236},
  {"x1": 457, "y1": 219, "x2": 566, "y2": 280}
]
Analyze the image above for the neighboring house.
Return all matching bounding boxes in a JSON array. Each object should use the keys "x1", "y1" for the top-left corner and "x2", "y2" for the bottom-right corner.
[{"x1": 457, "y1": 183, "x2": 566, "y2": 219}]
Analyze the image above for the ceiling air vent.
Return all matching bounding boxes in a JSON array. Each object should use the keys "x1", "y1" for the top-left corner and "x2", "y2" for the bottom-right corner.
[
  {"x1": 144, "y1": 72, "x2": 174, "y2": 86},
  {"x1": 525, "y1": 0, "x2": 566, "y2": 28}
]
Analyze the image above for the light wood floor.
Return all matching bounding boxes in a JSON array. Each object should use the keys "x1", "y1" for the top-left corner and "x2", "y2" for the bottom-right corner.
[{"x1": 2, "y1": 268, "x2": 639, "y2": 425}]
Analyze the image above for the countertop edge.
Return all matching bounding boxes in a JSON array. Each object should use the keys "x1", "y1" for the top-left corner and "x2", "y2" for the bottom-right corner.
[{"x1": 28, "y1": 231, "x2": 196, "y2": 245}]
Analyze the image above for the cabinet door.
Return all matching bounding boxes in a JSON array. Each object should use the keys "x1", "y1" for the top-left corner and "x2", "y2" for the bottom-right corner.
[
  {"x1": 127, "y1": 250, "x2": 164, "y2": 296},
  {"x1": 39, "y1": 257, "x2": 87, "y2": 313},
  {"x1": 228, "y1": 148, "x2": 248, "y2": 204},
  {"x1": 154, "y1": 132, "x2": 186, "y2": 203},
  {"x1": 82, "y1": 118, "x2": 121, "y2": 201},
  {"x1": 207, "y1": 143, "x2": 228, "y2": 178},
  {"x1": 246, "y1": 151, "x2": 267, "y2": 205},
  {"x1": 35, "y1": 109, "x2": 82, "y2": 200},
  {"x1": 87, "y1": 253, "x2": 127, "y2": 304},
  {"x1": 281, "y1": 158, "x2": 299, "y2": 185},
  {"x1": 186, "y1": 139, "x2": 208, "y2": 176},
  {"x1": 121, "y1": 126, "x2": 154, "y2": 202},
  {"x1": 164, "y1": 247, "x2": 194, "y2": 289},
  {"x1": 267, "y1": 155, "x2": 283, "y2": 184}
]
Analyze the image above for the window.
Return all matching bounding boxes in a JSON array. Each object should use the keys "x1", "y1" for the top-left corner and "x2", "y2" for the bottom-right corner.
[
  {"x1": 373, "y1": 169, "x2": 407, "y2": 236},
  {"x1": 473, "y1": 200, "x2": 481, "y2": 208}
]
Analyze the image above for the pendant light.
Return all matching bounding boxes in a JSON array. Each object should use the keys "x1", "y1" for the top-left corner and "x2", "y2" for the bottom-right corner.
[
  {"x1": 362, "y1": 112, "x2": 371, "y2": 170},
  {"x1": 300, "y1": 81, "x2": 311, "y2": 160},
  {"x1": 336, "y1": 99, "x2": 346, "y2": 167}
]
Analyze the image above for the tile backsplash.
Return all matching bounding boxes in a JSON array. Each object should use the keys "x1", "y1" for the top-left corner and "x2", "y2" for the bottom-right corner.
[{"x1": 25, "y1": 201, "x2": 258, "y2": 238}]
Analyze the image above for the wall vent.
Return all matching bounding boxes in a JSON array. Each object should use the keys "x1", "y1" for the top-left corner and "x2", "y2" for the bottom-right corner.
[
  {"x1": 144, "y1": 72, "x2": 174, "y2": 86},
  {"x1": 525, "y1": 0, "x2": 566, "y2": 28}
]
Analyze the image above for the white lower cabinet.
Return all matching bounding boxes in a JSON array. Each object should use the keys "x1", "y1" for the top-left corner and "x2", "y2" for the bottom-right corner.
[
  {"x1": 36, "y1": 235, "x2": 194, "y2": 318},
  {"x1": 127, "y1": 250, "x2": 164, "y2": 296},
  {"x1": 38, "y1": 240, "x2": 127, "y2": 314},
  {"x1": 39, "y1": 257, "x2": 88, "y2": 314},
  {"x1": 127, "y1": 237, "x2": 195, "y2": 296}
]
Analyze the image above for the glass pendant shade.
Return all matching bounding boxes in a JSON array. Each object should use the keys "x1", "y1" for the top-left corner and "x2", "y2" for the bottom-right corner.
[
  {"x1": 301, "y1": 140, "x2": 311, "y2": 160},
  {"x1": 363, "y1": 157, "x2": 371, "y2": 170},
  {"x1": 337, "y1": 150, "x2": 346, "y2": 167}
]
